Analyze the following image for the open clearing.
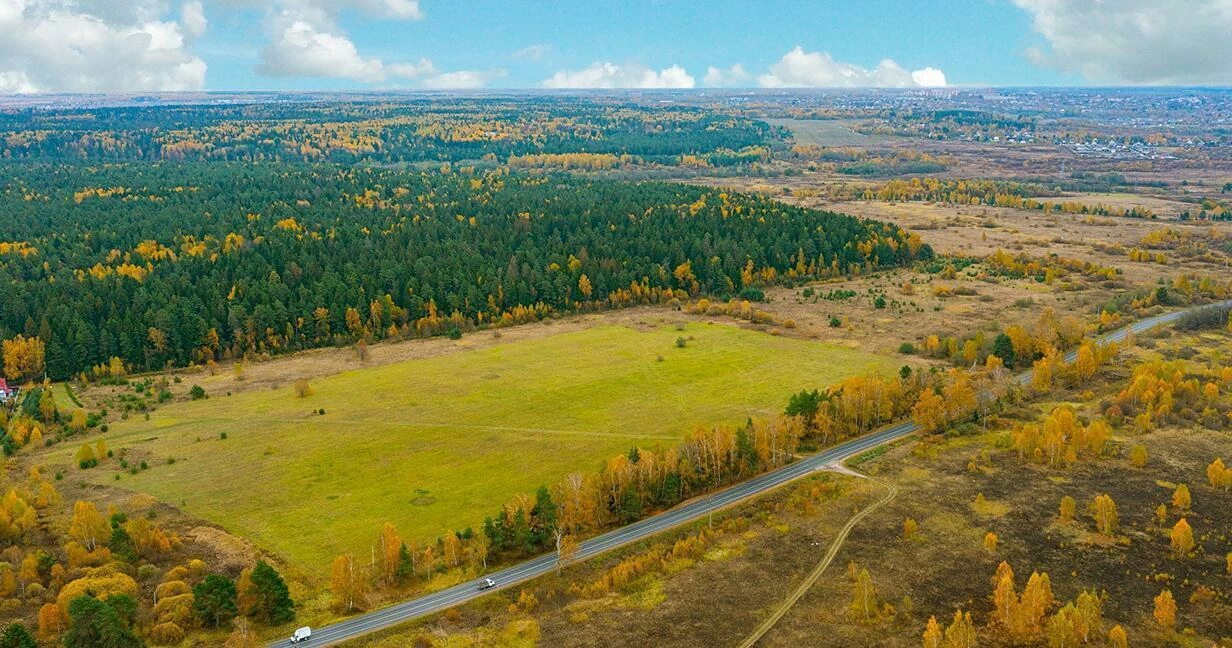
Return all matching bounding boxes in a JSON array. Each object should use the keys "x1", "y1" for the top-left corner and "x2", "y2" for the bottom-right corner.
[
  {"x1": 363, "y1": 329, "x2": 1232, "y2": 648},
  {"x1": 53, "y1": 321, "x2": 898, "y2": 581},
  {"x1": 768, "y1": 118, "x2": 886, "y2": 147}
]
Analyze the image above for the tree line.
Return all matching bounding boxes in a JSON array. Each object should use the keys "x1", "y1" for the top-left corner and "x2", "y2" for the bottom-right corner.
[
  {"x1": 0, "y1": 163, "x2": 928, "y2": 381},
  {"x1": 0, "y1": 98, "x2": 783, "y2": 166}
]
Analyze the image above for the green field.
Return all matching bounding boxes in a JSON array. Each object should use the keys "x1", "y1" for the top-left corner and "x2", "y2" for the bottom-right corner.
[
  {"x1": 768, "y1": 118, "x2": 885, "y2": 147},
  {"x1": 58, "y1": 322, "x2": 898, "y2": 580}
]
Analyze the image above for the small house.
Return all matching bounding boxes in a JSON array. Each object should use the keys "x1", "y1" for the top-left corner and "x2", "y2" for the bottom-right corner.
[{"x1": 0, "y1": 379, "x2": 16, "y2": 407}]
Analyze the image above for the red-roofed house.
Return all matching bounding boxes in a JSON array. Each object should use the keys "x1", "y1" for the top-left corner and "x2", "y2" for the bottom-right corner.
[{"x1": 0, "y1": 378, "x2": 9, "y2": 400}]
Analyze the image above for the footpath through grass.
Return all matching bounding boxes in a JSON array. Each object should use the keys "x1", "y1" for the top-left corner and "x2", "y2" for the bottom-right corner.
[{"x1": 57, "y1": 322, "x2": 898, "y2": 580}]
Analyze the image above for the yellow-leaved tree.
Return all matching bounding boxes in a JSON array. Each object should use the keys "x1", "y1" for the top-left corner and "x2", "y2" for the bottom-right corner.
[
  {"x1": 1093, "y1": 494, "x2": 1118, "y2": 536},
  {"x1": 1170, "y1": 519, "x2": 1194, "y2": 558}
]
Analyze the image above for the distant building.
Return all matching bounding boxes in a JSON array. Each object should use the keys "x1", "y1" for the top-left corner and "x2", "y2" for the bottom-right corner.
[{"x1": 0, "y1": 378, "x2": 17, "y2": 407}]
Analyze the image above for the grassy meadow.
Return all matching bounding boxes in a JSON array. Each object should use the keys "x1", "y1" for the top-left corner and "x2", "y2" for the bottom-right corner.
[
  {"x1": 766, "y1": 118, "x2": 885, "y2": 147},
  {"x1": 55, "y1": 322, "x2": 899, "y2": 580}
]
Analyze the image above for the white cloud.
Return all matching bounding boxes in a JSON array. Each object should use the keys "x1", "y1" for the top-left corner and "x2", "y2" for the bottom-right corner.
[
  {"x1": 542, "y1": 62, "x2": 695, "y2": 89},
  {"x1": 758, "y1": 47, "x2": 946, "y2": 89},
  {"x1": 0, "y1": 0, "x2": 207, "y2": 93},
  {"x1": 259, "y1": 0, "x2": 423, "y2": 24},
  {"x1": 1014, "y1": 0, "x2": 1232, "y2": 84},
  {"x1": 386, "y1": 58, "x2": 437, "y2": 79},
  {"x1": 0, "y1": 70, "x2": 38, "y2": 94},
  {"x1": 513, "y1": 44, "x2": 550, "y2": 61},
  {"x1": 259, "y1": 18, "x2": 387, "y2": 82},
  {"x1": 703, "y1": 64, "x2": 751, "y2": 87},
  {"x1": 911, "y1": 67, "x2": 947, "y2": 88},
  {"x1": 421, "y1": 69, "x2": 507, "y2": 89},
  {"x1": 181, "y1": 0, "x2": 206, "y2": 38},
  {"x1": 253, "y1": 0, "x2": 495, "y2": 88}
]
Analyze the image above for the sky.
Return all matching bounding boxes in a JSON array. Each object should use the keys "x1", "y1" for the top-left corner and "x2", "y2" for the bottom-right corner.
[{"x1": 2, "y1": 0, "x2": 1232, "y2": 94}]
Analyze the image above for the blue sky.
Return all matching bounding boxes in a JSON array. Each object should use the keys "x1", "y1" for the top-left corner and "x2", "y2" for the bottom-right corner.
[
  {"x1": 199, "y1": 0, "x2": 1072, "y2": 90},
  {"x1": 1, "y1": 0, "x2": 1228, "y2": 93}
]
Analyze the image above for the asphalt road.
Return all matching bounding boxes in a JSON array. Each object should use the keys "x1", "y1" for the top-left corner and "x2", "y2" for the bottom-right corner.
[{"x1": 271, "y1": 302, "x2": 1228, "y2": 647}]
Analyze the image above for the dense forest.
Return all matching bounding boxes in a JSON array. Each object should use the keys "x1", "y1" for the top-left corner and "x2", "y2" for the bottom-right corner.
[
  {"x1": 0, "y1": 162, "x2": 929, "y2": 380},
  {"x1": 0, "y1": 98, "x2": 785, "y2": 167}
]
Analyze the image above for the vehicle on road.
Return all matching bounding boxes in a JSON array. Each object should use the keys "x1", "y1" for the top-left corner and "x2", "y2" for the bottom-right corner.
[
  {"x1": 477, "y1": 578, "x2": 496, "y2": 591},
  {"x1": 290, "y1": 627, "x2": 311, "y2": 643}
]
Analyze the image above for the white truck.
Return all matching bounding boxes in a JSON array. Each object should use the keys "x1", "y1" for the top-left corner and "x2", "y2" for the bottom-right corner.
[{"x1": 290, "y1": 626, "x2": 312, "y2": 643}]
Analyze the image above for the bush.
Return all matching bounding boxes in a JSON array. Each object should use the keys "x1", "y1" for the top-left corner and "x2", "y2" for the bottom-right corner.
[
  {"x1": 189, "y1": 385, "x2": 206, "y2": 400},
  {"x1": 898, "y1": 342, "x2": 915, "y2": 354},
  {"x1": 293, "y1": 379, "x2": 312, "y2": 398},
  {"x1": 447, "y1": 327, "x2": 463, "y2": 340},
  {"x1": 675, "y1": 337, "x2": 687, "y2": 348},
  {"x1": 829, "y1": 316, "x2": 842, "y2": 328},
  {"x1": 739, "y1": 287, "x2": 766, "y2": 302},
  {"x1": 1176, "y1": 303, "x2": 1232, "y2": 331},
  {"x1": 150, "y1": 621, "x2": 185, "y2": 646}
]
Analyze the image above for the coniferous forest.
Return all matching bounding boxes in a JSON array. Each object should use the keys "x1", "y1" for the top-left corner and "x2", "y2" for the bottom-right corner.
[
  {"x1": 0, "y1": 162, "x2": 927, "y2": 379},
  {"x1": 0, "y1": 99, "x2": 930, "y2": 381}
]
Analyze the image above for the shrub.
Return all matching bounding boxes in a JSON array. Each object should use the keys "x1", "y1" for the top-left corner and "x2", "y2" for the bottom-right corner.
[
  {"x1": 675, "y1": 337, "x2": 687, "y2": 348},
  {"x1": 829, "y1": 316, "x2": 841, "y2": 328},
  {"x1": 898, "y1": 342, "x2": 915, "y2": 354},
  {"x1": 1176, "y1": 303, "x2": 1232, "y2": 331},
  {"x1": 293, "y1": 379, "x2": 312, "y2": 398},
  {"x1": 150, "y1": 621, "x2": 185, "y2": 645},
  {"x1": 738, "y1": 287, "x2": 766, "y2": 302},
  {"x1": 189, "y1": 385, "x2": 206, "y2": 400}
]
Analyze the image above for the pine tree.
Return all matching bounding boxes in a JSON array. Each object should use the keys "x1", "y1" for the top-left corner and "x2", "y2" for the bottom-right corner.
[
  {"x1": 249, "y1": 560, "x2": 294, "y2": 624},
  {"x1": 192, "y1": 574, "x2": 238, "y2": 627},
  {"x1": 0, "y1": 623, "x2": 36, "y2": 648},
  {"x1": 62, "y1": 595, "x2": 140, "y2": 648}
]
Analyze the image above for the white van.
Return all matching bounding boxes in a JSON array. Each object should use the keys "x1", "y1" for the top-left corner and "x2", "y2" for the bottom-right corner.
[{"x1": 291, "y1": 626, "x2": 312, "y2": 643}]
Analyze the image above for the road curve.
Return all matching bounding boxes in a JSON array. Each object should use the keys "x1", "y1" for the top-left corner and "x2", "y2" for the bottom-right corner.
[{"x1": 270, "y1": 302, "x2": 1228, "y2": 647}]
